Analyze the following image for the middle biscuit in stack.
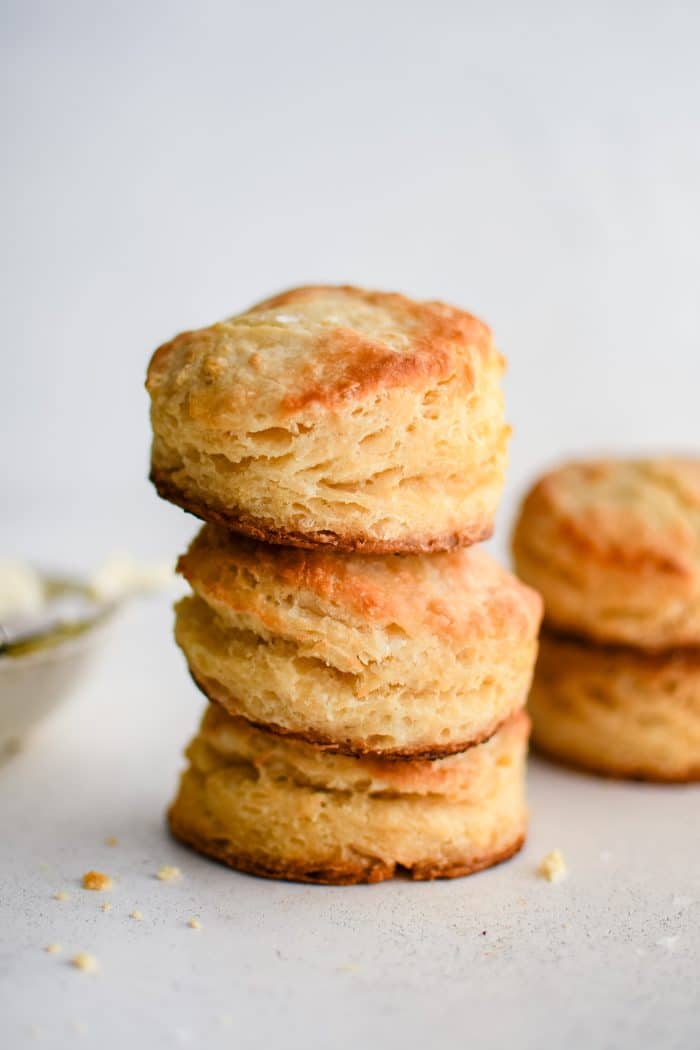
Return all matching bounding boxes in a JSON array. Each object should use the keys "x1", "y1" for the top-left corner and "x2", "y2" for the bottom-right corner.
[
  {"x1": 175, "y1": 525, "x2": 542, "y2": 758},
  {"x1": 150, "y1": 284, "x2": 542, "y2": 882}
]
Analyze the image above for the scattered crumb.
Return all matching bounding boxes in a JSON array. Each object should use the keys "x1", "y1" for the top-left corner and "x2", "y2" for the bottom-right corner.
[
  {"x1": 156, "y1": 865, "x2": 181, "y2": 882},
  {"x1": 130, "y1": 910, "x2": 144, "y2": 921},
  {"x1": 82, "y1": 870, "x2": 113, "y2": 892},
  {"x1": 187, "y1": 917, "x2": 201, "y2": 930},
  {"x1": 338, "y1": 963, "x2": 362, "y2": 974},
  {"x1": 538, "y1": 849, "x2": 568, "y2": 883},
  {"x1": 53, "y1": 891, "x2": 70, "y2": 901},
  {"x1": 71, "y1": 952, "x2": 99, "y2": 974},
  {"x1": 105, "y1": 836, "x2": 118, "y2": 847},
  {"x1": 44, "y1": 943, "x2": 62, "y2": 954},
  {"x1": 101, "y1": 901, "x2": 112, "y2": 913}
]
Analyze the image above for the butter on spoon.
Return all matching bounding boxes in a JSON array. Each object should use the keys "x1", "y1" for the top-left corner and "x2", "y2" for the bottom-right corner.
[{"x1": 0, "y1": 555, "x2": 175, "y2": 655}]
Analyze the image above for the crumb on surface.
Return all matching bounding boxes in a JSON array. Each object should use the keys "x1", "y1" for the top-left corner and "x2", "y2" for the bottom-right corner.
[
  {"x1": 538, "y1": 849, "x2": 568, "y2": 883},
  {"x1": 156, "y1": 865, "x2": 181, "y2": 882},
  {"x1": 71, "y1": 952, "x2": 99, "y2": 974},
  {"x1": 53, "y1": 891, "x2": 70, "y2": 901},
  {"x1": 187, "y1": 917, "x2": 201, "y2": 929},
  {"x1": 105, "y1": 836, "x2": 118, "y2": 847},
  {"x1": 44, "y1": 943, "x2": 62, "y2": 954},
  {"x1": 101, "y1": 901, "x2": 112, "y2": 913},
  {"x1": 130, "y1": 910, "x2": 143, "y2": 921},
  {"x1": 82, "y1": 870, "x2": 113, "y2": 892}
]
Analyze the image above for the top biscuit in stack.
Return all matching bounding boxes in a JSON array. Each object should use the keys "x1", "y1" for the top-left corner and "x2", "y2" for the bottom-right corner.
[{"x1": 146, "y1": 285, "x2": 509, "y2": 552}]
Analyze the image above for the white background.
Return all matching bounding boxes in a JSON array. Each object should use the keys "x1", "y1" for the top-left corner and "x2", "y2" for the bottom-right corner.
[{"x1": 2, "y1": 2, "x2": 699, "y2": 1048}]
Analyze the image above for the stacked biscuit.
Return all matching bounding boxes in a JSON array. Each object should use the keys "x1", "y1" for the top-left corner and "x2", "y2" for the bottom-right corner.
[
  {"x1": 147, "y1": 285, "x2": 542, "y2": 883},
  {"x1": 513, "y1": 458, "x2": 700, "y2": 782}
]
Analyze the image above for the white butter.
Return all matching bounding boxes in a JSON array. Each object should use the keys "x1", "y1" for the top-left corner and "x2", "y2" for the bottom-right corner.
[
  {"x1": 0, "y1": 561, "x2": 45, "y2": 620},
  {"x1": 90, "y1": 554, "x2": 176, "y2": 603}
]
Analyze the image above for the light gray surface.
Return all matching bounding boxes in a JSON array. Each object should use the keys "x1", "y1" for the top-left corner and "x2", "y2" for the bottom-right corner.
[{"x1": 1, "y1": 596, "x2": 699, "y2": 1050}]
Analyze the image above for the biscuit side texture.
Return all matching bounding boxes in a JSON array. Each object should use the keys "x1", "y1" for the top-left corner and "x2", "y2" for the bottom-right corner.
[
  {"x1": 529, "y1": 630, "x2": 700, "y2": 782},
  {"x1": 147, "y1": 285, "x2": 509, "y2": 551},
  {"x1": 175, "y1": 526, "x2": 543, "y2": 755},
  {"x1": 168, "y1": 706, "x2": 529, "y2": 884}
]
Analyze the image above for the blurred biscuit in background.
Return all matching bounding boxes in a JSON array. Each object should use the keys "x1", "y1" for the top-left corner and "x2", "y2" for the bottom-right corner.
[
  {"x1": 512, "y1": 458, "x2": 700, "y2": 650},
  {"x1": 529, "y1": 631, "x2": 700, "y2": 782}
]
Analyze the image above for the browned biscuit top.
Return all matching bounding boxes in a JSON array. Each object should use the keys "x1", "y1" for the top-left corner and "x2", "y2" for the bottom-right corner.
[
  {"x1": 179, "y1": 524, "x2": 543, "y2": 645},
  {"x1": 146, "y1": 284, "x2": 500, "y2": 425},
  {"x1": 512, "y1": 457, "x2": 700, "y2": 648},
  {"x1": 520, "y1": 458, "x2": 700, "y2": 578}
]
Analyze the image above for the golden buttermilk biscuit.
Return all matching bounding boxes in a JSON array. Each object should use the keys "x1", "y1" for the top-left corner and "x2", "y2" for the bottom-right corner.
[
  {"x1": 175, "y1": 525, "x2": 543, "y2": 758},
  {"x1": 529, "y1": 630, "x2": 700, "y2": 782},
  {"x1": 512, "y1": 458, "x2": 700, "y2": 650},
  {"x1": 146, "y1": 285, "x2": 509, "y2": 552},
  {"x1": 168, "y1": 704, "x2": 529, "y2": 884}
]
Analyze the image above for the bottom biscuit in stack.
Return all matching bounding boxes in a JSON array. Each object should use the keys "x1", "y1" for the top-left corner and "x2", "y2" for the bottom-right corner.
[
  {"x1": 529, "y1": 631, "x2": 700, "y2": 782},
  {"x1": 169, "y1": 704, "x2": 530, "y2": 884}
]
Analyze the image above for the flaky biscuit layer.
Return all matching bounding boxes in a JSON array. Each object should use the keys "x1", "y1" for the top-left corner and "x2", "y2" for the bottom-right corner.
[
  {"x1": 529, "y1": 630, "x2": 700, "y2": 782},
  {"x1": 147, "y1": 285, "x2": 509, "y2": 552},
  {"x1": 168, "y1": 705, "x2": 529, "y2": 884},
  {"x1": 175, "y1": 526, "x2": 542, "y2": 755}
]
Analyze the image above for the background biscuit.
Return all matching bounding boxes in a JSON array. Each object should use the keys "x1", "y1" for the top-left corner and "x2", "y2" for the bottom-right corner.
[
  {"x1": 529, "y1": 631, "x2": 700, "y2": 782},
  {"x1": 513, "y1": 458, "x2": 700, "y2": 649}
]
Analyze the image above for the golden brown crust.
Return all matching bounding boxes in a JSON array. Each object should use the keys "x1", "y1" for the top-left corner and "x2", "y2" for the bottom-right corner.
[
  {"x1": 178, "y1": 524, "x2": 543, "y2": 643},
  {"x1": 528, "y1": 629, "x2": 700, "y2": 782},
  {"x1": 189, "y1": 667, "x2": 512, "y2": 760},
  {"x1": 151, "y1": 468, "x2": 494, "y2": 553},
  {"x1": 513, "y1": 458, "x2": 700, "y2": 649},
  {"x1": 167, "y1": 811, "x2": 525, "y2": 885},
  {"x1": 167, "y1": 706, "x2": 529, "y2": 885},
  {"x1": 174, "y1": 524, "x2": 542, "y2": 756},
  {"x1": 147, "y1": 284, "x2": 509, "y2": 551},
  {"x1": 147, "y1": 285, "x2": 497, "y2": 413}
]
